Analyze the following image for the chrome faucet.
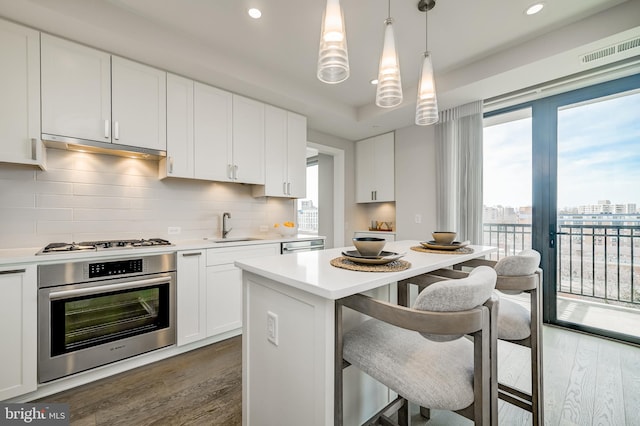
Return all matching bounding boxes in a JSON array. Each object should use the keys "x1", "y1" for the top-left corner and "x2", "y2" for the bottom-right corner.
[{"x1": 222, "y1": 212, "x2": 232, "y2": 238}]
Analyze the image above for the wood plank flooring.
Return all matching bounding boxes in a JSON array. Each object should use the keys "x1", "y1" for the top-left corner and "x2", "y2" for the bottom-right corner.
[
  {"x1": 39, "y1": 336, "x2": 242, "y2": 426},
  {"x1": 39, "y1": 327, "x2": 640, "y2": 425}
]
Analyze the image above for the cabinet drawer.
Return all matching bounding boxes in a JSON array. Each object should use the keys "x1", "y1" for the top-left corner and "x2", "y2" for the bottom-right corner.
[{"x1": 206, "y1": 243, "x2": 279, "y2": 266}]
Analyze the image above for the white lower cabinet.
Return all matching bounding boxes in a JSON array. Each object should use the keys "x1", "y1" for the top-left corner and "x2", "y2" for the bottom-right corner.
[
  {"x1": 206, "y1": 244, "x2": 280, "y2": 336},
  {"x1": 0, "y1": 265, "x2": 37, "y2": 400},
  {"x1": 177, "y1": 244, "x2": 280, "y2": 346},
  {"x1": 176, "y1": 250, "x2": 207, "y2": 346},
  {"x1": 205, "y1": 264, "x2": 243, "y2": 336}
]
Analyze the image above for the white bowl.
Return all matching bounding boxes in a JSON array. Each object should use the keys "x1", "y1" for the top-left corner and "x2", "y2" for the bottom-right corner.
[{"x1": 279, "y1": 226, "x2": 297, "y2": 237}]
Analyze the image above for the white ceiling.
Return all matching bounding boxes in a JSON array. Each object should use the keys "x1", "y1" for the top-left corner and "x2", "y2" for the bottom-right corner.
[{"x1": 1, "y1": 0, "x2": 639, "y2": 140}]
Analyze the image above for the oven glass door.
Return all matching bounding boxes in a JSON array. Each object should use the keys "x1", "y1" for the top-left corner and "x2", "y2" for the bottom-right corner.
[{"x1": 50, "y1": 283, "x2": 170, "y2": 356}]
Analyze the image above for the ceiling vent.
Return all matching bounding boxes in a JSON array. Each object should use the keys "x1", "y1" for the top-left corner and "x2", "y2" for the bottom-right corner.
[{"x1": 581, "y1": 37, "x2": 640, "y2": 64}]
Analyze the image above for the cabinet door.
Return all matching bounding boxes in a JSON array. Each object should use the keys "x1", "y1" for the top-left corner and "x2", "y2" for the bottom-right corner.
[
  {"x1": 205, "y1": 244, "x2": 280, "y2": 337},
  {"x1": 194, "y1": 82, "x2": 233, "y2": 181},
  {"x1": 264, "y1": 105, "x2": 288, "y2": 196},
  {"x1": 355, "y1": 140, "x2": 375, "y2": 202},
  {"x1": 355, "y1": 132, "x2": 395, "y2": 203},
  {"x1": 287, "y1": 112, "x2": 308, "y2": 198},
  {"x1": 165, "y1": 73, "x2": 194, "y2": 178},
  {"x1": 232, "y1": 95, "x2": 264, "y2": 184},
  {"x1": 206, "y1": 264, "x2": 243, "y2": 336},
  {"x1": 111, "y1": 56, "x2": 166, "y2": 151},
  {"x1": 373, "y1": 133, "x2": 395, "y2": 202},
  {"x1": 0, "y1": 20, "x2": 41, "y2": 166},
  {"x1": 0, "y1": 265, "x2": 37, "y2": 400},
  {"x1": 41, "y1": 34, "x2": 111, "y2": 143},
  {"x1": 176, "y1": 251, "x2": 207, "y2": 346}
]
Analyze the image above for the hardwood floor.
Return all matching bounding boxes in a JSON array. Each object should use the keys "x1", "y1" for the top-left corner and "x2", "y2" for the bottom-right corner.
[
  {"x1": 40, "y1": 327, "x2": 640, "y2": 425},
  {"x1": 40, "y1": 337, "x2": 242, "y2": 426}
]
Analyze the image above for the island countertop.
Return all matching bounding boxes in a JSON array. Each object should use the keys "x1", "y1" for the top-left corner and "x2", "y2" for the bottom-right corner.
[{"x1": 235, "y1": 240, "x2": 497, "y2": 300}]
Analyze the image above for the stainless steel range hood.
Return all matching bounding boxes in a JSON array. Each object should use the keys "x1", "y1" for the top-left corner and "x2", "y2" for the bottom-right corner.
[{"x1": 42, "y1": 134, "x2": 166, "y2": 160}]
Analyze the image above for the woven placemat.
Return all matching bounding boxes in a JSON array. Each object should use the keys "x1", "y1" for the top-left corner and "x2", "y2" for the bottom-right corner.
[
  {"x1": 410, "y1": 246, "x2": 475, "y2": 255},
  {"x1": 330, "y1": 257, "x2": 411, "y2": 272}
]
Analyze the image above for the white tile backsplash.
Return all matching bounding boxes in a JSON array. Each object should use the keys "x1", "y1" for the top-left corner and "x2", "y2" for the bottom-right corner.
[{"x1": 0, "y1": 148, "x2": 295, "y2": 249}]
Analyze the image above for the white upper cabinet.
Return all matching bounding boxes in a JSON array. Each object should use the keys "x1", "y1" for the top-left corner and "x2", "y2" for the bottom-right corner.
[
  {"x1": 41, "y1": 34, "x2": 166, "y2": 152},
  {"x1": 194, "y1": 82, "x2": 233, "y2": 181},
  {"x1": 111, "y1": 56, "x2": 166, "y2": 151},
  {"x1": 41, "y1": 34, "x2": 112, "y2": 142},
  {"x1": 164, "y1": 80, "x2": 265, "y2": 184},
  {"x1": 254, "y1": 105, "x2": 307, "y2": 198},
  {"x1": 356, "y1": 132, "x2": 395, "y2": 203},
  {"x1": 232, "y1": 95, "x2": 265, "y2": 184},
  {"x1": 0, "y1": 20, "x2": 44, "y2": 167},
  {"x1": 162, "y1": 73, "x2": 195, "y2": 178}
]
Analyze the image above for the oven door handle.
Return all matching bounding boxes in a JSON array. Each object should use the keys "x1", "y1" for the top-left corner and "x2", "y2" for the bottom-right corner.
[{"x1": 48, "y1": 276, "x2": 171, "y2": 300}]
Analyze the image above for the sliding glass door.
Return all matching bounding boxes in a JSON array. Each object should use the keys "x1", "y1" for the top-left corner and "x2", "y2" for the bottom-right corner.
[
  {"x1": 485, "y1": 73, "x2": 640, "y2": 344},
  {"x1": 547, "y1": 78, "x2": 640, "y2": 342}
]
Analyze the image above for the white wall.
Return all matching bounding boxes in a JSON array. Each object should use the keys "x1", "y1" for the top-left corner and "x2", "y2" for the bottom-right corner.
[
  {"x1": 307, "y1": 129, "x2": 355, "y2": 246},
  {"x1": 318, "y1": 153, "x2": 334, "y2": 248},
  {"x1": 394, "y1": 124, "x2": 437, "y2": 241},
  {"x1": 0, "y1": 149, "x2": 294, "y2": 249}
]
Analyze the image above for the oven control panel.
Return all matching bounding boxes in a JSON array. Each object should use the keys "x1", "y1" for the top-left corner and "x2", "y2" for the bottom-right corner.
[{"x1": 89, "y1": 259, "x2": 144, "y2": 278}]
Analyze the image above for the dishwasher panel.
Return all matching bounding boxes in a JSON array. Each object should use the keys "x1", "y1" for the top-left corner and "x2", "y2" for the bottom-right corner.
[{"x1": 281, "y1": 239, "x2": 325, "y2": 254}]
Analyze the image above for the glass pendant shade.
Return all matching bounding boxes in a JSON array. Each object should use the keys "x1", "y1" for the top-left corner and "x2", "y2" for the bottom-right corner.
[
  {"x1": 375, "y1": 19, "x2": 403, "y2": 108},
  {"x1": 415, "y1": 51, "x2": 439, "y2": 125},
  {"x1": 317, "y1": 0, "x2": 349, "y2": 84}
]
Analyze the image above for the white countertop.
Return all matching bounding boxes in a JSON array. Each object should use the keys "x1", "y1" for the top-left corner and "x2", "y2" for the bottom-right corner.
[
  {"x1": 0, "y1": 234, "x2": 325, "y2": 266},
  {"x1": 235, "y1": 240, "x2": 497, "y2": 300}
]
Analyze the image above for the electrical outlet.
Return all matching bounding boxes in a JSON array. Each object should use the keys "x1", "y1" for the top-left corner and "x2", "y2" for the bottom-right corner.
[
  {"x1": 168, "y1": 226, "x2": 181, "y2": 235},
  {"x1": 414, "y1": 214, "x2": 422, "y2": 224},
  {"x1": 267, "y1": 311, "x2": 278, "y2": 346}
]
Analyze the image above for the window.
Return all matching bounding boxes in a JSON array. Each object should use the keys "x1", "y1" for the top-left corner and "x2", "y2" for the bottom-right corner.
[
  {"x1": 482, "y1": 108, "x2": 533, "y2": 257},
  {"x1": 297, "y1": 156, "x2": 318, "y2": 234}
]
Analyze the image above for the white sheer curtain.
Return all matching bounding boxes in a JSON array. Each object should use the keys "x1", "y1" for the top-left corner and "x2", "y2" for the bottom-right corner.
[{"x1": 434, "y1": 100, "x2": 483, "y2": 244}]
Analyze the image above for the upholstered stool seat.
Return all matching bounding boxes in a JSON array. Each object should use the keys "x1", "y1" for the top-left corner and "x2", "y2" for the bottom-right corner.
[
  {"x1": 413, "y1": 249, "x2": 544, "y2": 425},
  {"x1": 497, "y1": 297, "x2": 531, "y2": 340},
  {"x1": 335, "y1": 266, "x2": 499, "y2": 425},
  {"x1": 344, "y1": 319, "x2": 475, "y2": 410}
]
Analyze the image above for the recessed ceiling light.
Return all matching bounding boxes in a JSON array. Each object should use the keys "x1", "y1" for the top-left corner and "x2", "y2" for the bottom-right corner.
[
  {"x1": 370, "y1": 79, "x2": 379, "y2": 85},
  {"x1": 248, "y1": 8, "x2": 262, "y2": 19},
  {"x1": 525, "y1": 3, "x2": 544, "y2": 15}
]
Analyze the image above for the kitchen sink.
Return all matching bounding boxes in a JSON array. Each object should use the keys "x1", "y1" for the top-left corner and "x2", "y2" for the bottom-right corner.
[{"x1": 208, "y1": 237, "x2": 263, "y2": 243}]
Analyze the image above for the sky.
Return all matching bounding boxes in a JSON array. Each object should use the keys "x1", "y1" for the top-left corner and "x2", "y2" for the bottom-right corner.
[{"x1": 483, "y1": 90, "x2": 640, "y2": 210}]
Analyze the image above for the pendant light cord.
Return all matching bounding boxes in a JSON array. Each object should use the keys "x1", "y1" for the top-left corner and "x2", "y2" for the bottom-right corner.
[
  {"x1": 425, "y1": 6, "x2": 428, "y2": 51},
  {"x1": 388, "y1": 0, "x2": 391, "y2": 19}
]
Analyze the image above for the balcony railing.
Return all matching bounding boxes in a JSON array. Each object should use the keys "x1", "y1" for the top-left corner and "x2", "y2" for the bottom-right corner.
[{"x1": 482, "y1": 222, "x2": 640, "y2": 307}]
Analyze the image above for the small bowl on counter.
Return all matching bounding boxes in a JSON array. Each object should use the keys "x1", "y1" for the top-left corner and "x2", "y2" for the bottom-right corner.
[
  {"x1": 352, "y1": 237, "x2": 386, "y2": 257},
  {"x1": 275, "y1": 222, "x2": 297, "y2": 237},
  {"x1": 431, "y1": 231, "x2": 457, "y2": 245}
]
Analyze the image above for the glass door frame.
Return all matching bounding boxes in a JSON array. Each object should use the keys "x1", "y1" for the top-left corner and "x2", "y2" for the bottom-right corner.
[{"x1": 486, "y1": 72, "x2": 640, "y2": 343}]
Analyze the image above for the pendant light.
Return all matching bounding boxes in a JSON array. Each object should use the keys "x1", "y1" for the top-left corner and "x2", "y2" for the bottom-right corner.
[
  {"x1": 415, "y1": 0, "x2": 439, "y2": 125},
  {"x1": 375, "y1": 0, "x2": 402, "y2": 108},
  {"x1": 317, "y1": 0, "x2": 349, "y2": 84}
]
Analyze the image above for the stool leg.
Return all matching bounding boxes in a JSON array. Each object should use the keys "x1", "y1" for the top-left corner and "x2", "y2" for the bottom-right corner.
[{"x1": 530, "y1": 287, "x2": 544, "y2": 426}]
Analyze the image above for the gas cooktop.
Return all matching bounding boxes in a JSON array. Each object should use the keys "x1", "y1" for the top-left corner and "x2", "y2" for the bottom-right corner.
[{"x1": 37, "y1": 238, "x2": 173, "y2": 255}]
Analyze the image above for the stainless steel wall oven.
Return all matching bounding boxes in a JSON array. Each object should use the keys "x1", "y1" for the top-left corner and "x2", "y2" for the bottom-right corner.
[{"x1": 38, "y1": 252, "x2": 176, "y2": 383}]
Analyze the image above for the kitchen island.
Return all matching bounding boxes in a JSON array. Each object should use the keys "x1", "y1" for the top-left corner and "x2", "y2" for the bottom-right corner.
[{"x1": 236, "y1": 240, "x2": 497, "y2": 426}]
